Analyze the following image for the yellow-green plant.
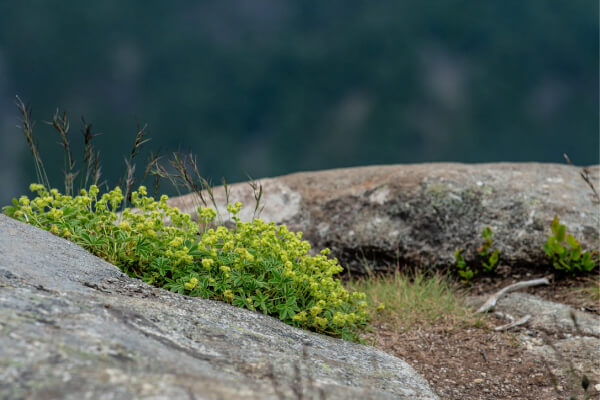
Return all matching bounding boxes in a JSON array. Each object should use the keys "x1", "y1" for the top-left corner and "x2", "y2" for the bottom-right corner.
[
  {"x1": 544, "y1": 216, "x2": 598, "y2": 275},
  {"x1": 3, "y1": 184, "x2": 369, "y2": 342}
]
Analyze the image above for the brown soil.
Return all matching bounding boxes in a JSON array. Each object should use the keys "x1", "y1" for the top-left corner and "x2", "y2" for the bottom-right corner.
[{"x1": 368, "y1": 270, "x2": 599, "y2": 400}]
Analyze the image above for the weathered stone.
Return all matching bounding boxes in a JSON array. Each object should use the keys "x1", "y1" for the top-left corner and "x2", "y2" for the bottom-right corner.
[
  {"x1": 495, "y1": 292, "x2": 600, "y2": 337},
  {"x1": 524, "y1": 336, "x2": 600, "y2": 386},
  {"x1": 487, "y1": 292, "x2": 600, "y2": 388},
  {"x1": 168, "y1": 163, "x2": 600, "y2": 273},
  {"x1": 0, "y1": 214, "x2": 438, "y2": 400}
]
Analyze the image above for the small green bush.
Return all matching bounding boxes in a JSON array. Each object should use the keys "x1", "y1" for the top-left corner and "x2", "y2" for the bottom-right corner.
[
  {"x1": 544, "y1": 216, "x2": 598, "y2": 275},
  {"x1": 477, "y1": 227, "x2": 499, "y2": 273},
  {"x1": 454, "y1": 249, "x2": 475, "y2": 284},
  {"x1": 3, "y1": 184, "x2": 370, "y2": 342},
  {"x1": 454, "y1": 226, "x2": 499, "y2": 284}
]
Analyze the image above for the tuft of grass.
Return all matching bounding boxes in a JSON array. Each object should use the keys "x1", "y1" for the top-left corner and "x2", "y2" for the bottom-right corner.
[
  {"x1": 15, "y1": 96, "x2": 50, "y2": 190},
  {"x1": 345, "y1": 269, "x2": 486, "y2": 332}
]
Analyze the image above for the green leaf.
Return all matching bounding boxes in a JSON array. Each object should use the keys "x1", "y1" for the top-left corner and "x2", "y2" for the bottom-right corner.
[
  {"x1": 550, "y1": 216, "x2": 560, "y2": 235},
  {"x1": 582, "y1": 259, "x2": 596, "y2": 272},
  {"x1": 566, "y1": 234, "x2": 580, "y2": 249},
  {"x1": 488, "y1": 249, "x2": 499, "y2": 267},
  {"x1": 569, "y1": 245, "x2": 581, "y2": 262},
  {"x1": 558, "y1": 259, "x2": 570, "y2": 270},
  {"x1": 581, "y1": 252, "x2": 591, "y2": 263},
  {"x1": 276, "y1": 297, "x2": 300, "y2": 320},
  {"x1": 482, "y1": 227, "x2": 492, "y2": 240},
  {"x1": 543, "y1": 243, "x2": 554, "y2": 258},
  {"x1": 2, "y1": 205, "x2": 17, "y2": 217},
  {"x1": 556, "y1": 224, "x2": 566, "y2": 242},
  {"x1": 556, "y1": 246, "x2": 567, "y2": 259}
]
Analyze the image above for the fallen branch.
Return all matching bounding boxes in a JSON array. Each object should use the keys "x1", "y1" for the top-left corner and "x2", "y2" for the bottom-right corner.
[
  {"x1": 476, "y1": 277, "x2": 550, "y2": 313},
  {"x1": 494, "y1": 314, "x2": 531, "y2": 331}
]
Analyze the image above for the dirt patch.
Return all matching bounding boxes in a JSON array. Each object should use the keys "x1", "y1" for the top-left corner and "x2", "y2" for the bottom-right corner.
[{"x1": 368, "y1": 273, "x2": 599, "y2": 400}]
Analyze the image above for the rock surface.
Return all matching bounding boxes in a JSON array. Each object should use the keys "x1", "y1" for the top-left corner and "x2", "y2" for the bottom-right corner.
[
  {"x1": 494, "y1": 292, "x2": 599, "y2": 337},
  {"x1": 0, "y1": 214, "x2": 438, "y2": 400},
  {"x1": 168, "y1": 163, "x2": 600, "y2": 273},
  {"x1": 471, "y1": 292, "x2": 600, "y2": 392}
]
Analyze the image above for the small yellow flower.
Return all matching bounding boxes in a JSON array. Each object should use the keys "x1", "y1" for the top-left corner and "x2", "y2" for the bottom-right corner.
[
  {"x1": 310, "y1": 305, "x2": 322, "y2": 316},
  {"x1": 223, "y1": 289, "x2": 234, "y2": 301},
  {"x1": 168, "y1": 237, "x2": 183, "y2": 247},
  {"x1": 29, "y1": 183, "x2": 44, "y2": 192},
  {"x1": 184, "y1": 277, "x2": 199, "y2": 290},
  {"x1": 201, "y1": 258, "x2": 214, "y2": 270},
  {"x1": 89, "y1": 185, "x2": 99, "y2": 198}
]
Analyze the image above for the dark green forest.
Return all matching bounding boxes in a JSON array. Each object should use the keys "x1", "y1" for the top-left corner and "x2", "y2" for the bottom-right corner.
[{"x1": 0, "y1": 1, "x2": 597, "y2": 203}]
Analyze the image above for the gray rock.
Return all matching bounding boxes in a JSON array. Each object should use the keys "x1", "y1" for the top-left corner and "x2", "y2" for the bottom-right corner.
[
  {"x1": 0, "y1": 214, "x2": 438, "y2": 400},
  {"x1": 523, "y1": 336, "x2": 600, "y2": 385},
  {"x1": 495, "y1": 292, "x2": 600, "y2": 337},
  {"x1": 167, "y1": 163, "x2": 600, "y2": 273},
  {"x1": 471, "y1": 291, "x2": 600, "y2": 389}
]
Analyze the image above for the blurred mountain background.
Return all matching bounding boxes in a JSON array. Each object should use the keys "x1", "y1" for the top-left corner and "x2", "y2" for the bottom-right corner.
[{"x1": 0, "y1": 1, "x2": 598, "y2": 204}]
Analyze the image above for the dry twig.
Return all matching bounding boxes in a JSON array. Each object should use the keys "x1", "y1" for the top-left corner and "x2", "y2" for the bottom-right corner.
[
  {"x1": 476, "y1": 277, "x2": 550, "y2": 313},
  {"x1": 494, "y1": 314, "x2": 531, "y2": 331}
]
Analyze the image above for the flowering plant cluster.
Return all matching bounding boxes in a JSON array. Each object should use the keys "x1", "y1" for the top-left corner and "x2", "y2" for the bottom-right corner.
[{"x1": 4, "y1": 184, "x2": 370, "y2": 341}]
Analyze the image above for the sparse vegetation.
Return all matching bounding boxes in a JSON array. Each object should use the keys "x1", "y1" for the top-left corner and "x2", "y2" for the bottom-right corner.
[
  {"x1": 455, "y1": 226, "x2": 499, "y2": 284},
  {"x1": 345, "y1": 269, "x2": 486, "y2": 333},
  {"x1": 478, "y1": 227, "x2": 499, "y2": 273},
  {"x1": 455, "y1": 248, "x2": 476, "y2": 284}
]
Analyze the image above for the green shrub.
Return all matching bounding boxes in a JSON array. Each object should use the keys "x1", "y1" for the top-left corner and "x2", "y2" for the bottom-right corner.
[
  {"x1": 3, "y1": 184, "x2": 370, "y2": 342},
  {"x1": 477, "y1": 227, "x2": 499, "y2": 273},
  {"x1": 454, "y1": 226, "x2": 499, "y2": 284},
  {"x1": 454, "y1": 249, "x2": 475, "y2": 284},
  {"x1": 544, "y1": 216, "x2": 598, "y2": 275}
]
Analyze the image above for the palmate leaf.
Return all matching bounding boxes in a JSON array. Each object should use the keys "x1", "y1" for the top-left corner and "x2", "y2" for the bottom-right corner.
[
  {"x1": 135, "y1": 236, "x2": 154, "y2": 259},
  {"x1": 163, "y1": 277, "x2": 185, "y2": 294},
  {"x1": 232, "y1": 292, "x2": 249, "y2": 308},
  {"x1": 186, "y1": 241, "x2": 206, "y2": 257},
  {"x1": 252, "y1": 290, "x2": 271, "y2": 314},
  {"x1": 150, "y1": 256, "x2": 171, "y2": 277},
  {"x1": 276, "y1": 297, "x2": 300, "y2": 320}
]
